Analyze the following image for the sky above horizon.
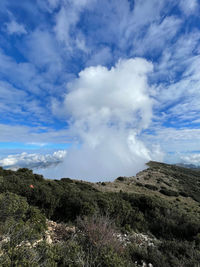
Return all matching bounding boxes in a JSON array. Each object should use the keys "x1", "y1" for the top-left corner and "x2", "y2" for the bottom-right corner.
[{"x1": 0, "y1": 0, "x2": 200, "y2": 181}]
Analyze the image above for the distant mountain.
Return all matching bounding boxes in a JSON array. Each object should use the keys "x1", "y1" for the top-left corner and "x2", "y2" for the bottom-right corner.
[{"x1": 175, "y1": 162, "x2": 200, "y2": 169}]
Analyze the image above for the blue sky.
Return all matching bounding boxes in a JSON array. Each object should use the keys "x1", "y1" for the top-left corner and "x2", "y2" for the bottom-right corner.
[{"x1": 0, "y1": 0, "x2": 200, "y2": 180}]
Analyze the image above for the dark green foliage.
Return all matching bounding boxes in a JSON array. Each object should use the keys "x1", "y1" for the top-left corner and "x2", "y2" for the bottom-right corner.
[
  {"x1": 0, "y1": 192, "x2": 46, "y2": 236},
  {"x1": 179, "y1": 191, "x2": 189, "y2": 197},
  {"x1": 116, "y1": 176, "x2": 126, "y2": 182},
  {"x1": 192, "y1": 193, "x2": 200, "y2": 202},
  {"x1": 0, "y1": 192, "x2": 46, "y2": 266},
  {"x1": 0, "y1": 164, "x2": 200, "y2": 266},
  {"x1": 127, "y1": 243, "x2": 168, "y2": 267},
  {"x1": 136, "y1": 182, "x2": 143, "y2": 187},
  {"x1": 159, "y1": 189, "x2": 179, "y2": 197},
  {"x1": 121, "y1": 193, "x2": 200, "y2": 240},
  {"x1": 148, "y1": 161, "x2": 200, "y2": 203},
  {"x1": 163, "y1": 181, "x2": 172, "y2": 187},
  {"x1": 60, "y1": 177, "x2": 73, "y2": 183},
  {"x1": 156, "y1": 178, "x2": 164, "y2": 183},
  {"x1": 0, "y1": 166, "x2": 199, "y2": 240},
  {"x1": 127, "y1": 239, "x2": 200, "y2": 267},
  {"x1": 0, "y1": 192, "x2": 29, "y2": 223},
  {"x1": 159, "y1": 240, "x2": 200, "y2": 266},
  {"x1": 144, "y1": 184, "x2": 158, "y2": 191}
]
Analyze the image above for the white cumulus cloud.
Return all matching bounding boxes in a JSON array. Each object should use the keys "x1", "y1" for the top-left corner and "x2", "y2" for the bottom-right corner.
[
  {"x1": 65, "y1": 58, "x2": 154, "y2": 130},
  {"x1": 46, "y1": 58, "x2": 163, "y2": 181}
]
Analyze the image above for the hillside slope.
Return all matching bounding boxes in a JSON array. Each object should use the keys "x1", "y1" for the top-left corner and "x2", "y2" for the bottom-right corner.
[{"x1": 0, "y1": 162, "x2": 200, "y2": 266}]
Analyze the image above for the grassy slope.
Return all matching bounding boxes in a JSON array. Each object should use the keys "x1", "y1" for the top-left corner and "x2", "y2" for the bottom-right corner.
[
  {"x1": 92, "y1": 161, "x2": 200, "y2": 221},
  {"x1": 1, "y1": 161, "x2": 200, "y2": 222}
]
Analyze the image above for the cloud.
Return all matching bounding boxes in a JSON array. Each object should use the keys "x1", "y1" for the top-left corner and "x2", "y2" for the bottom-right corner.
[
  {"x1": 0, "y1": 150, "x2": 67, "y2": 170},
  {"x1": 52, "y1": 0, "x2": 170, "y2": 57},
  {"x1": 179, "y1": 0, "x2": 198, "y2": 15},
  {"x1": 0, "y1": 80, "x2": 50, "y2": 123},
  {"x1": 0, "y1": 47, "x2": 67, "y2": 124},
  {"x1": 65, "y1": 58, "x2": 154, "y2": 129},
  {"x1": 0, "y1": 123, "x2": 73, "y2": 144},
  {"x1": 143, "y1": 127, "x2": 200, "y2": 160},
  {"x1": 133, "y1": 16, "x2": 182, "y2": 56},
  {"x1": 0, "y1": 81, "x2": 28, "y2": 114},
  {"x1": 1, "y1": 0, "x2": 200, "y2": 180},
  {"x1": 5, "y1": 20, "x2": 27, "y2": 35},
  {"x1": 45, "y1": 58, "x2": 164, "y2": 181},
  {"x1": 0, "y1": 49, "x2": 42, "y2": 95},
  {"x1": 22, "y1": 29, "x2": 63, "y2": 76},
  {"x1": 180, "y1": 153, "x2": 200, "y2": 166},
  {"x1": 150, "y1": 30, "x2": 200, "y2": 131},
  {"x1": 47, "y1": 0, "x2": 59, "y2": 9},
  {"x1": 86, "y1": 47, "x2": 112, "y2": 67},
  {"x1": 53, "y1": 0, "x2": 92, "y2": 51}
]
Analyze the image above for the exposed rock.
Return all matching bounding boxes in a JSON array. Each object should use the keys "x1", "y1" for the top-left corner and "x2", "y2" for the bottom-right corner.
[
  {"x1": 16, "y1": 240, "x2": 31, "y2": 248},
  {"x1": 45, "y1": 220, "x2": 76, "y2": 243},
  {"x1": 130, "y1": 232, "x2": 158, "y2": 248},
  {"x1": 46, "y1": 234, "x2": 53, "y2": 244},
  {"x1": 134, "y1": 260, "x2": 153, "y2": 267},
  {"x1": 32, "y1": 238, "x2": 43, "y2": 247}
]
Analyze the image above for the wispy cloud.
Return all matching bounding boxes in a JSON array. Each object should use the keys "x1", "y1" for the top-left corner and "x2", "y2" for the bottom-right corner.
[
  {"x1": 179, "y1": 0, "x2": 198, "y2": 15},
  {"x1": 47, "y1": 0, "x2": 60, "y2": 9},
  {"x1": 53, "y1": 0, "x2": 92, "y2": 52},
  {"x1": 133, "y1": 16, "x2": 182, "y2": 57},
  {"x1": 143, "y1": 128, "x2": 200, "y2": 159},
  {"x1": 4, "y1": 19, "x2": 27, "y2": 35},
  {"x1": 0, "y1": 123, "x2": 74, "y2": 145}
]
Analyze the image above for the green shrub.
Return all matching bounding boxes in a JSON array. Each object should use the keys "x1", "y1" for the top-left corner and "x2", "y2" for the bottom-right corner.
[
  {"x1": 0, "y1": 192, "x2": 46, "y2": 241},
  {"x1": 136, "y1": 182, "x2": 143, "y2": 187},
  {"x1": 159, "y1": 240, "x2": 200, "y2": 266},
  {"x1": 144, "y1": 184, "x2": 158, "y2": 191},
  {"x1": 116, "y1": 176, "x2": 126, "y2": 182},
  {"x1": 100, "y1": 247, "x2": 132, "y2": 267},
  {"x1": 179, "y1": 191, "x2": 188, "y2": 197},
  {"x1": 160, "y1": 189, "x2": 179, "y2": 197},
  {"x1": 0, "y1": 192, "x2": 29, "y2": 223},
  {"x1": 127, "y1": 243, "x2": 168, "y2": 267},
  {"x1": 60, "y1": 177, "x2": 73, "y2": 183}
]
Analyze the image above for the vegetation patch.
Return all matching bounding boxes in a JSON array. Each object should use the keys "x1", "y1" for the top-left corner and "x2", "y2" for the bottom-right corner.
[
  {"x1": 0, "y1": 163, "x2": 200, "y2": 266},
  {"x1": 144, "y1": 184, "x2": 158, "y2": 191},
  {"x1": 159, "y1": 189, "x2": 179, "y2": 197}
]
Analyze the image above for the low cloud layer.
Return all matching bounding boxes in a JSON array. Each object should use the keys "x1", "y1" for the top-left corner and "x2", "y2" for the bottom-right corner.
[
  {"x1": 0, "y1": 150, "x2": 66, "y2": 170},
  {"x1": 43, "y1": 58, "x2": 163, "y2": 181},
  {"x1": 180, "y1": 154, "x2": 200, "y2": 166}
]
